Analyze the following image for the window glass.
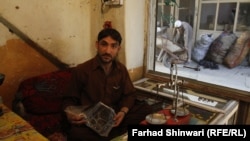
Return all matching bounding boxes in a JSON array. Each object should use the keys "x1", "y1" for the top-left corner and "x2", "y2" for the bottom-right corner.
[
  {"x1": 199, "y1": 3, "x2": 216, "y2": 30},
  {"x1": 236, "y1": 3, "x2": 250, "y2": 32},
  {"x1": 157, "y1": 0, "x2": 171, "y2": 28},
  {"x1": 149, "y1": 0, "x2": 250, "y2": 92},
  {"x1": 216, "y1": 3, "x2": 236, "y2": 31},
  {"x1": 178, "y1": 0, "x2": 195, "y2": 27}
]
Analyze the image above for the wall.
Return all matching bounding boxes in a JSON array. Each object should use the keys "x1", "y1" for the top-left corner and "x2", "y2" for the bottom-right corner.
[
  {"x1": 0, "y1": 0, "x2": 92, "y2": 66},
  {"x1": 125, "y1": 0, "x2": 146, "y2": 80},
  {"x1": 0, "y1": 0, "x2": 146, "y2": 108},
  {"x1": 0, "y1": 37, "x2": 58, "y2": 109}
]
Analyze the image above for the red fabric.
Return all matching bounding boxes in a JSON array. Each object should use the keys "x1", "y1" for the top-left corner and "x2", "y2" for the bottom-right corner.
[
  {"x1": 19, "y1": 69, "x2": 72, "y2": 114},
  {"x1": 16, "y1": 68, "x2": 72, "y2": 137},
  {"x1": 140, "y1": 109, "x2": 191, "y2": 125}
]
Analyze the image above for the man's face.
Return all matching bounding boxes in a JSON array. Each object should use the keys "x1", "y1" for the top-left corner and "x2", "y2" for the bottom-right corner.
[{"x1": 96, "y1": 36, "x2": 121, "y2": 64}]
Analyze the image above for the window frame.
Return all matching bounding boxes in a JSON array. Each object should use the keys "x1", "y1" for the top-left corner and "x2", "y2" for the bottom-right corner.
[{"x1": 145, "y1": 0, "x2": 250, "y2": 93}]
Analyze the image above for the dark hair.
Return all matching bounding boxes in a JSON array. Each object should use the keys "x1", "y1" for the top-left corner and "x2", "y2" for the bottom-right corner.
[{"x1": 97, "y1": 28, "x2": 122, "y2": 45}]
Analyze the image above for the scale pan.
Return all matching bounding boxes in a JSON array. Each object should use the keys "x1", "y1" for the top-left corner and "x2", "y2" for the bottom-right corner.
[{"x1": 145, "y1": 113, "x2": 167, "y2": 125}]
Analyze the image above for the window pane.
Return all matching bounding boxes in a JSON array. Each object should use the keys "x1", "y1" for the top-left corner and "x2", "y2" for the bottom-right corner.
[
  {"x1": 157, "y1": 3, "x2": 171, "y2": 27},
  {"x1": 178, "y1": 0, "x2": 195, "y2": 27},
  {"x1": 151, "y1": 0, "x2": 250, "y2": 93},
  {"x1": 216, "y1": 3, "x2": 236, "y2": 31},
  {"x1": 236, "y1": 2, "x2": 250, "y2": 32},
  {"x1": 199, "y1": 3, "x2": 216, "y2": 30}
]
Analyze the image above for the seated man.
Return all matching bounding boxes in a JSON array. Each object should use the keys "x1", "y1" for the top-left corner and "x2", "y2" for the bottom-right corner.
[{"x1": 62, "y1": 28, "x2": 152, "y2": 141}]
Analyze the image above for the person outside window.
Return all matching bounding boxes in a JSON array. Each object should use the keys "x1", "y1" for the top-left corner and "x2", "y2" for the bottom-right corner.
[{"x1": 172, "y1": 20, "x2": 193, "y2": 63}]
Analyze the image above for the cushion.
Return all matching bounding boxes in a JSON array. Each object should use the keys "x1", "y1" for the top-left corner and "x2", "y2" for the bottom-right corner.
[
  {"x1": 18, "y1": 68, "x2": 72, "y2": 114},
  {"x1": 205, "y1": 31, "x2": 237, "y2": 64},
  {"x1": 224, "y1": 31, "x2": 250, "y2": 68}
]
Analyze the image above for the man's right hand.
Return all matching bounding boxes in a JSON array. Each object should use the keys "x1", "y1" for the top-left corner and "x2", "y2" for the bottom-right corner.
[{"x1": 64, "y1": 106, "x2": 87, "y2": 125}]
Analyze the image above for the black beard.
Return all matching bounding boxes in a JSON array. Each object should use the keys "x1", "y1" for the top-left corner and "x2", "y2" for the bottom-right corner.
[{"x1": 98, "y1": 53, "x2": 113, "y2": 64}]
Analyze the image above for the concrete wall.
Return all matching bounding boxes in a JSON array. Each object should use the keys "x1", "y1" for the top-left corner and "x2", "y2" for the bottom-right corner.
[{"x1": 0, "y1": 0, "x2": 146, "y2": 108}]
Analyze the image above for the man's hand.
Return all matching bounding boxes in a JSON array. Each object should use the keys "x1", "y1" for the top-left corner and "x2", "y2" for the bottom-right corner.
[
  {"x1": 64, "y1": 106, "x2": 87, "y2": 125},
  {"x1": 67, "y1": 112, "x2": 86, "y2": 125},
  {"x1": 113, "y1": 111, "x2": 126, "y2": 127}
]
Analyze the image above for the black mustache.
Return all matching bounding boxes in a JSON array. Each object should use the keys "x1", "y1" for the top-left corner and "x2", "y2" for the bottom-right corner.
[{"x1": 102, "y1": 53, "x2": 112, "y2": 57}]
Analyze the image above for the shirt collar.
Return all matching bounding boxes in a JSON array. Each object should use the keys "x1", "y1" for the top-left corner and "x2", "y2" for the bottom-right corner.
[{"x1": 91, "y1": 55, "x2": 121, "y2": 72}]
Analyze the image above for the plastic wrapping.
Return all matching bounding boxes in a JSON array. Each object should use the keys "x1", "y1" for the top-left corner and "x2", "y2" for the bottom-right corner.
[{"x1": 64, "y1": 102, "x2": 115, "y2": 137}]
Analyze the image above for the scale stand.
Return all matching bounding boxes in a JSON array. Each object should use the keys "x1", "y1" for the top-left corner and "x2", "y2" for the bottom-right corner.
[{"x1": 168, "y1": 62, "x2": 190, "y2": 123}]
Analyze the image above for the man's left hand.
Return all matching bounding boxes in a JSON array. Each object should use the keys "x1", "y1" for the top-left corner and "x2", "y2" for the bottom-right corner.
[{"x1": 113, "y1": 111, "x2": 126, "y2": 127}]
